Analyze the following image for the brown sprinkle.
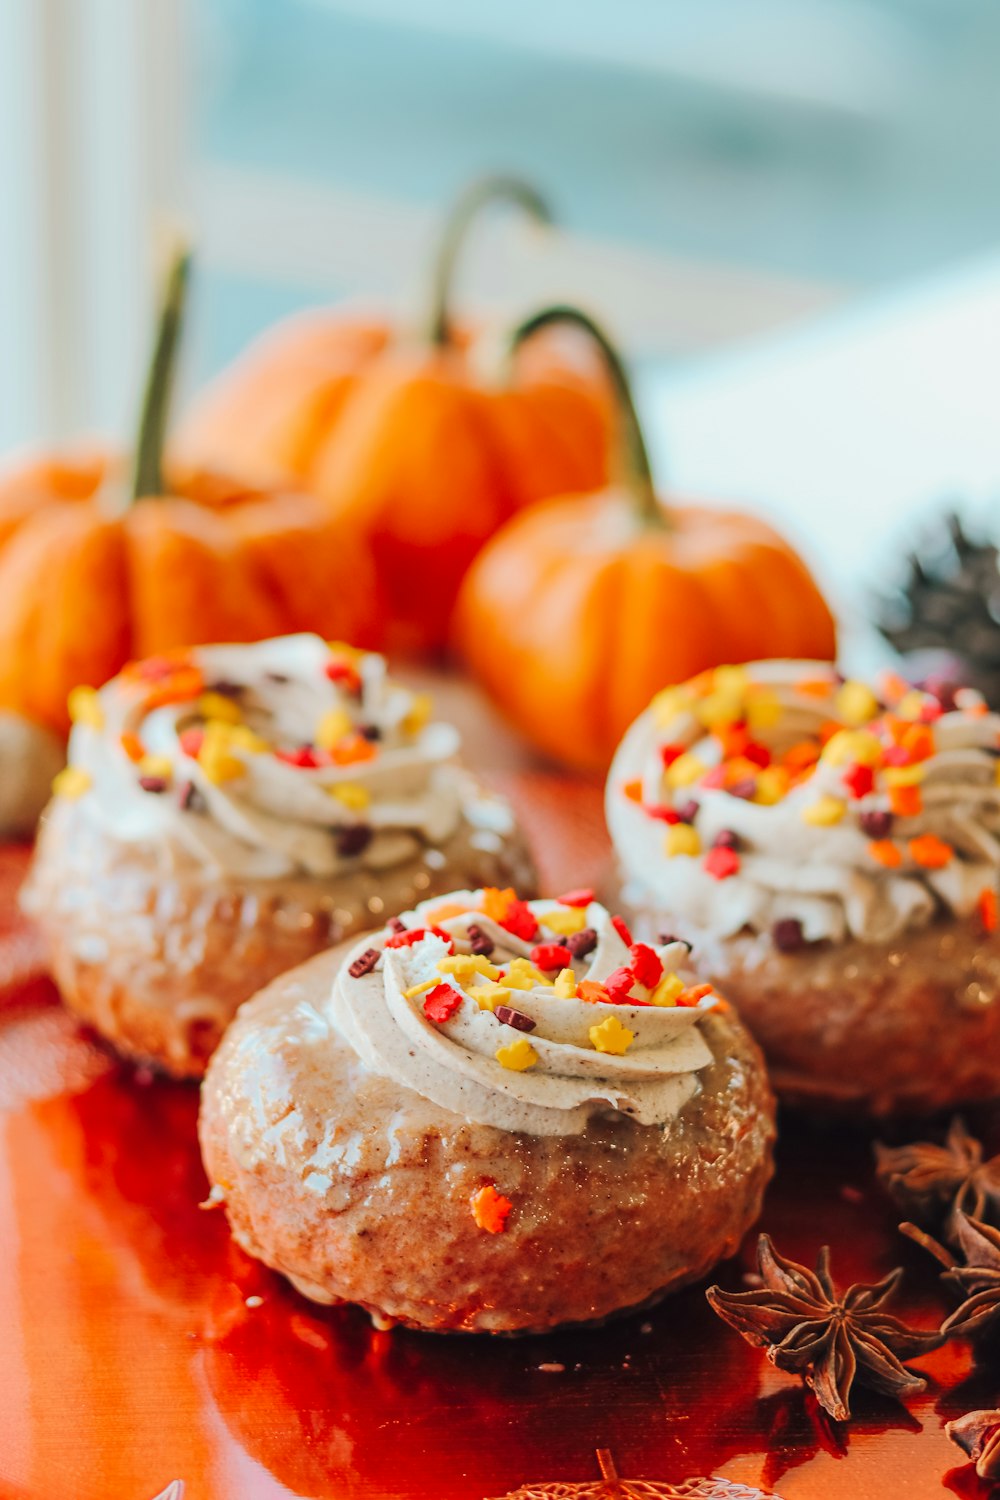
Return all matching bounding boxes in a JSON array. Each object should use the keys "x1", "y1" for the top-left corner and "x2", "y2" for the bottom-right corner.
[
  {"x1": 348, "y1": 947, "x2": 381, "y2": 978},
  {"x1": 566, "y1": 927, "x2": 597, "y2": 959},
  {"x1": 466, "y1": 923, "x2": 494, "y2": 957},
  {"x1": 494, "y1": 1005, "x2": 536, "y2": 1032}
]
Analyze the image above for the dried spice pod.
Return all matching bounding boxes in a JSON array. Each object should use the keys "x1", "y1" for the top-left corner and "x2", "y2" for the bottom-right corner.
[
  {"x1": 902, "y1": 1212, "x2": 1000, "y2": 1344},
  {"x1": 875, "y1": 1117, "x2": 1000, "y2": 1243},
  {"x1": 706, "y1": 1233, "x2": 941, "y2": 1422},
  {"x1": 946, "y1": 1408, "x2": 1000, "y2": 1481}
]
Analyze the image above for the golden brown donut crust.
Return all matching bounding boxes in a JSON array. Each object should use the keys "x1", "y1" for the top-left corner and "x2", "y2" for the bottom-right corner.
[
  {"x1": 198, "y1": 943, "x2": 776, "y2": 1334},
  {"x1": 24, "y1": 797, "x2": 537, "y2": 1079},
  {"x1": 675, "y1": 918, "x2": 1000, "y2": 1117}
]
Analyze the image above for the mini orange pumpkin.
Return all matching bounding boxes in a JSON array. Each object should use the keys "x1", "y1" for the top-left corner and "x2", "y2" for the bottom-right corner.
[
  {"x1": 453, "y1": 305, "x2": 837, "y2": 775},
  {"x1": 176, "y1": 177, "x2": 612, "y2": 656},
  {"x1": 0, "y1": 253, "x2": 379, "y2": 736}
]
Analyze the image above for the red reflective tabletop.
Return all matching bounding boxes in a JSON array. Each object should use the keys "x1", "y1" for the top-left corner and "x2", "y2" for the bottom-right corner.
[{"x1": 0, "y1": 781, "x2": 996, "y2": 1500}]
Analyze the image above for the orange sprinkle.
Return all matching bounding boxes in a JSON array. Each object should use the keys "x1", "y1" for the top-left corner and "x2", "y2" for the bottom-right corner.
[
  {"x1": 481, "y1": 888, "x2": 517, "y2": 923},
  {"x1": 901, "y1": 724, "x2": 936, "y2": 761},
  {"x1": 723, "y1": 755, "x2": 761, "y2": 786},
  {"x1": 142, "y1": 665, "x2": 205, "y2": 712},
  {"x1": 795, "y1": 678, "x2": 835, "y2": 698},
  {"x1": 120, "y1": 731, "x2": 145, "y2": 763},
  {"x1": 330, "y1": 734, "x2": 378, "y2": 766},
  {"x1": 423, "y1": 901, "x2": 472, "y2": 924},
  {"x1": 818, "y1": 720, "x2": 844, "y2": 745},
  {"x1": 889, "y1": 784, "x2": 923, "y2": 818},
  {"x1": 967, "y1": 700, "x2": 990, "y2": 718},
  {"x1": 622, "y1": 778, "x2": 643, "y2": 803},
  {"x1": 678, "y1": 983, "x2": 715, "y2": 1007},
  {"x1": 782, "y1": 740, "x2": 821, "y2": 774},
  {"x1": 879, "y1": 671, "x2": 910, "y2": 704},
  {"x1": 470, "y1": 1184, "x2": 512, "y2": 1235},
  {"x1": 686, "y1": 669, "x2": 716, "y2": 698},
  {"x1": 576, "y1": 980, "x2": 609, "y2": 1004},
  {"x1": 868, "y1": 840, "x2": 903, "y2": 869},
  {"x1": 716, "y1": 722, "x2": 750, "y2": 759},
  {"x1": 978, "y1": 887, "x2": 998, "y2": 935},
  {"x1": 908, "y1": 834, "x2": 953, "y2": 869}
]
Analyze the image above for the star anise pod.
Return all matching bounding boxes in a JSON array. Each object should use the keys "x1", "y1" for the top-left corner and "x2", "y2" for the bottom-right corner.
[
  {"x1": 875, "y1": 1117, "x2": 1000, "y2": 1243},
  {"x1": 946, "y1": 1408, "x2": 1000, "y2": 1481},
  {"x1": 902, "y1": 1212, "x2": 1000, "y2": 1343},
  {"x1": 706, "y1": 1234, "x2": 941, "y2": 1422}
]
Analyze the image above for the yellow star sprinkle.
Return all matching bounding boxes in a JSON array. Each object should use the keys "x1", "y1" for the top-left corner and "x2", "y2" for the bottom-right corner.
[
  {"x1": 495, "y1": 1037, "x2": 539, "y2": 1070},
  {"x1": 753, "y1": 767, "x2": 789, "y2": 805},
  {"x1": 554, "y1": 968, "x2": 578, "y2": 999},
  {"x1": 138, "y1": 754, "x2": 173, "y2": 781},
  {"x1": 437, "y1": 954, "x2": 501, "y2": 983},
  {"x1": 802, "y1": 794, "x2": 846, "y2": 826},
  {"x1": 471, "y1": 983, "x2": 511, "y2": 1012},
  {"x1": 835, "y1": 680, "x2": 879, "y2": 727},
  {"x1": 821, "y1": 729, "x2": 882, "y2": 768},
  {"x1": 67, "y1": 685, "x2": 103, "y2": 730},
  {"x1": 665, "y1": 752, "x2": 706, "y2": 789},
  {"x1": 402, "y1": 693, "x2": 433, "y2": 737},
  {"x1": 328, "y1": 782, "x2": 370, "y2": 811},
  {"x1": 197, "y1": 691, "x2": 242, "y2": 725},
  {"x1": 52, "y1": 766, "x2": 92, "y2": 800},
  {"x1": 651, "y1": 972, "x2": 684, "y2": 1007},
  {"x1": 696, "y1": 691, "x2": 744, "y2": 730},
  {"x1": 883, "y1": 763, "x2": 926, "y2": 788},
  {"x1": 538, "y1": 906, "x2": 588, "y2": 936},
  {"x1": 665, "y1": 824, "x2": 701, "y2": 857},
  {"x1": 651, "y1": 686, "x2": 688, "y2": 727},
  {"x1": 745, "y1": 689, "x2": 781, "y2": 730},
  {"x1": 505, "y1": 957, "x2": 548, "y2": 987},
  {"x1": 714, "y1": 665, "x2": 750, "y2": 695},
  {"x1": 589, "y1": 1015, "x2": 634, "y2": 1055},
  {"x1": 896, "y1": 690, "x2": 928, "y2": 721},
  {"x1": 315, "y1": 708, "x2": 353, "y2": 750}
]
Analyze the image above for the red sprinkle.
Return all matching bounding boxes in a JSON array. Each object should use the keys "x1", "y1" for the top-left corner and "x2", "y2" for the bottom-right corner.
[
  {"x1": 704, "y1": 846, "x2": 741, "y2": 880},
  {"x1": 179, "y1": 727, "x2": 205, "y2": 758},
  {"x1": 643, "y1": 804, "x2": 680, "y2": 823},
  {"x1": 423, "y1": 984, "x2": 463, "y2": 1024},
  {"x1": 557, "y1": 888, "x2": 594, "y2": 908},
  {"x1": 700, "y1": 766, "x2": 727, "y2": 789},
  {"x1": 629, "y1": 943, "x2": 663, "y2": 990},
  {"x1": 530, "y1": 943, "x2": 573, "y2": 972},
  {"x1": 603, "y1": 967, "x2": 636, "y2": 1003},
  {"x1": 324, "y1": 660, "x2": 362, "y2": 695},
  {"x1": 660, "y1": 743, "x2": 686, "y2": 768},
  {"x1": 843, "y1": 762, "x2": 874, "y2": 800},
  {"x1": 744, "y1": 741, "x2": 772, "y2": 768},
  {"x1": 611, "y1": 915, "x2": 633, "y2": 947},
  {"x1": 276, "y1": 744, "x2": 326, "y2": 769},
  {"x1": 499, "y1": 899, "x2": 539, "y2": 941},
  {"x1": 384, "y1": 926, "x2": 454, "y2": 952}
]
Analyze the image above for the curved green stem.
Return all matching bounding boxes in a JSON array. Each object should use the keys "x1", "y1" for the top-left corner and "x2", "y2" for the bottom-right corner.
[
  {"x1": 427, "y1": 175, "x2": 551, "y2": 347},
  {"x1": 131, "y1": 248, "x2": 191, "y2": 502},
  {"x1": 509, "y1": 303, "x2": 662, "y2": 526}
]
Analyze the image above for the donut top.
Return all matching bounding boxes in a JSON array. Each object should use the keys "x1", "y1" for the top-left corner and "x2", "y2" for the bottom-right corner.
[
  {"x1": 52, "y1": 634, "x2": 469, "y2": 879},
  {"x1": 607, "y1": 660, "x2": 1000, "y2": 949},
  {"x1": 332, "y1": 887, "x2": 720, "y2": 1137}
]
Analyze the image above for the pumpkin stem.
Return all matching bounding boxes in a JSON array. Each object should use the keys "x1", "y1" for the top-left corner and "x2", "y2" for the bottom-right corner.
[
  {"x1": 508, "y1": 304, "x2": 662, "y2": 526},
  {"x1": 130, "y1": 247, "x2": 191, "y2": 503},
  {"x1": 427, "y1": 175, "x2": 551, "y2": 347}
]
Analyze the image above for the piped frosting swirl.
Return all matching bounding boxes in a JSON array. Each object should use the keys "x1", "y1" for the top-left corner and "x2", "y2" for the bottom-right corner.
[
  {"x1": 55, "y1": 634, "x2": 464, "y2": 879},
  {"x1": 332, "y1": 887, "x2": 718, "y2": 1136},
  {"x1": 607, "y1": 660, "x2": 1000, "y2": 948}
]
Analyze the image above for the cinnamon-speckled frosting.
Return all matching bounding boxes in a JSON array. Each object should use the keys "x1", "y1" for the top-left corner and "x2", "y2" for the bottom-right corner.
[
  {"x1": 53, "y1": 634, "x2": 493, "y2": 880},
  {"x1": 326, "y1": 890, "x2": 719, "y2": 1136},
  {"x1": 607, "y1": 660, "x2": 1000, "y2": 948}
]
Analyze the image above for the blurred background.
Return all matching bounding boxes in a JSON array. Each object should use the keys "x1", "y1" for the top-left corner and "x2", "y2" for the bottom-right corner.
[{"x1": 3, "y1": 0, "x2": 1000, "y2": 629}]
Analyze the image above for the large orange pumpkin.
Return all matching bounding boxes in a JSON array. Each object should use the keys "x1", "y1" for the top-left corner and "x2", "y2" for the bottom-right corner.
[
  {"x1": 453, "y1": 306, "x2": 837, "y2": 775},
  {"x1": 0, "y1": 253, "x2": 379, "y2": 736},
  {"x1": 175, "y1": 177, "x2": 612, "y2": 656}
]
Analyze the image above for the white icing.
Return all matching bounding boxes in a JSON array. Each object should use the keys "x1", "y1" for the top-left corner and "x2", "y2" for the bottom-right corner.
[
  {"x1": 331, "y1": 892, "x2": 718, "y2": 1136},
  {"x1": 607, "y1": 659, "x2": 1000, "y2": 945},
  {"x1": 66, "y1": 634, "x2": 464, "y2": 878}
]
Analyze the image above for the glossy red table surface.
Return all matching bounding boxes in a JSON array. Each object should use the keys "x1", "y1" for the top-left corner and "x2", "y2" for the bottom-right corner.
[{"x1": 0, "y1": 780, "x2": 997, "y2": 1500}]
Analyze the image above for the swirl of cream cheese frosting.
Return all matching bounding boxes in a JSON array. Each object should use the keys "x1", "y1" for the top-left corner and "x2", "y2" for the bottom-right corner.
[
  {"x1": 331, "y1": 889, "x2": 719, "y2": 1136},
  {"x1": 607, "y1": 659, "x2": 1000, "y2": 947},
  {"x1": 57, "y1": 634, "x2": 471, "y2": 880}
]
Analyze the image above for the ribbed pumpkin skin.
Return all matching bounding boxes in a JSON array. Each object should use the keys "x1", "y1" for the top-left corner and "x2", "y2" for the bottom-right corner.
[
  {"x1": 453, "y1": 491, "x2": 837, "y2": 774},
  {"x1": 0, "y1": 448, "x2": 380, "y2": 735},
  {"x1": 175, "y1": 316, "x2": 612, "y2": 656}
]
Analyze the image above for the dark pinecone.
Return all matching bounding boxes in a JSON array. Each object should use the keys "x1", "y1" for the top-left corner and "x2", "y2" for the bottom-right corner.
[{"x1": 876, "y1": 511, "x2": 1000, "y2": 708}]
